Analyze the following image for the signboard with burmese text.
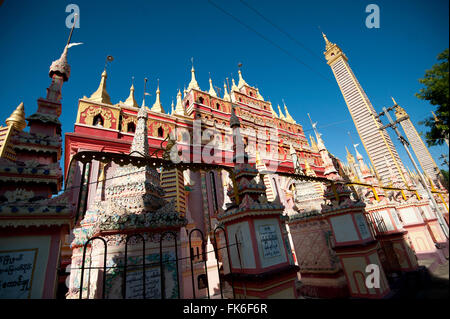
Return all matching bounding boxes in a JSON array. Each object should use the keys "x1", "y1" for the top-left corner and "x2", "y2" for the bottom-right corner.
[{"x1": 0, "y1": 249, "x2": 38, "y2": 299}]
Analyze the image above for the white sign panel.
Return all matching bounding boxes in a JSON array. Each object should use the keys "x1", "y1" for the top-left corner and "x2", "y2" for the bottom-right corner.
[
  {"x1": 259, "y1": 225, "x2": 281, "y2": 258},
  {"x1": 0, "y1": 249, "x2": 37, "y2": 299},
  {"x1": 125, "y1": 267, "x2": 161, "y2": 299}
]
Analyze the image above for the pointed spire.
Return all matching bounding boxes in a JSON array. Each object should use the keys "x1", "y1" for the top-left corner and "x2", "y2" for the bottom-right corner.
[
  {"x1": 346, "y1": 146, "x2": 355, "y2": 163},
  {"x1": 277, "y1": 104, "x2": 286, "y2": 120},
  {"x1": 171, "y1": 99, "x2": 175, "y2": 115},
  {"x1": 174, "y1": 89, "x2": 185, "y2": 115},
  {"x1": 322, "y1": 32, "x2": 333, "y2": 50},
  {"x1": 238, "y1": 69, "x2": 248, "y2": 88},
  {"x1": 208, "y1": 75, "x2": 217, "y2": 97},
  {"x1": 151, "y1": 80, "x2": 165, "y2": 113},
  {"x1": 123, "y1": 80, "x2": 139, "y2": 108},
  {"x1": 223, "y1": 82, "x2": 231, "y2": 102},
  {"x1": 283, "y1": 100, "x2": 295, "y2": 123},
  {"x1": 89, "y1": 69, "x2": 112, "y2": 104},
  {"x1": 256, "y1": 88, "x2": 264, "y2": 101},
  {"x1": 187, "y1": 58, "x2": 200, "y2": 91},
  {"x1": 6, "y1": 102, "x2": 26, "y2": 131},
  {"x1": 391, "y1": 96, "x2": 398, "y2": 105},
  {"x1": 303, "y1": 158, "x2": 315, "y2": 176},
  {"x1": 231, "y1": 78, "x2": 238, "y2": 91},
  {"x1": 354, "y1": 144, "x2": 363, "y2": 161}
]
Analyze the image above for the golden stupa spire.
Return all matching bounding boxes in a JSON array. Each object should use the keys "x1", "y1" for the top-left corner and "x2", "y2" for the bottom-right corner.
[
  {"x1": 322, "y1": 32, "x2": 333, "y2": 50},
  {"x1": 283, "y1": 100, "x2": 295, "y2": 123},
  {"x1": 231, "y1": 78, "x2": 238, "y2": 92},
  {"x1": 303, "y1": 158, "x2": 314, "y2": 175},
  {"x1": 277, "y1": 104, "x2": 286, "y2": 120},
  {"x1": 6, "y1": 102, "x2": 26, "y2": 131},
  {"x1": 187, "y1": 58, "x2": 200, "y2": 91},
  {"x1": 174, "y1": 89, "x2": 185, "y2": 115},
  {"x1": 256, "y1": 88, "x2": 264, "y2": 100},
  {"x1": 237, "y1": 69, "x2": 248, "y2": 88},
  {"x1": 88, "y1": 69, "x2": 112, "y2": 104},
  {"x1": 345, "y1": 146, "x2": 355, "y2": 163},
  {"x1": 223, "y1": 82, "x2": 231, "y2": 102},
  {"x1": 151, "y1": 79, "x2": 165, "y2": 113},
  {"x1": 123, "y1": 78, "x2": 139, "y2": 108},
  {"x1": 170, "y1": 99, "x2": 175, "y2": 115},
  {"x1": 208, "y1": 75, "x2": 217, "y2": 97}
]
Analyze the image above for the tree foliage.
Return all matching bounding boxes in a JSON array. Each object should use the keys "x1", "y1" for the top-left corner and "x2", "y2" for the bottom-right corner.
[{"x1": 415, "y1": 48, "x2": 449, "y2": 146}]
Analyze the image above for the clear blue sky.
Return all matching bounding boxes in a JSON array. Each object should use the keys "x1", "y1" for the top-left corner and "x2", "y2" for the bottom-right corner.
[{"x1": 0, "y1": 0, "x2": 448, "y2": 174}]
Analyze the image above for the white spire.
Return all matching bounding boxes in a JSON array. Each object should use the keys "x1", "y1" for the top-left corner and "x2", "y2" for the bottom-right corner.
[{"x1": 187, "y1": 58, "x2": 200, "y2": 91}]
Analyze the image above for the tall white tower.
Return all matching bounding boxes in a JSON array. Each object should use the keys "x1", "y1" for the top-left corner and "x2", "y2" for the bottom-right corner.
[{"x1": 322, "y1": 33, "x2": 408, "y2": 185}]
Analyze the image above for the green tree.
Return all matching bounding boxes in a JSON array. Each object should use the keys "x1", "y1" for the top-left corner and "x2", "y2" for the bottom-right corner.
[
  {"x1": 415, "y1": 48, "x2": 449, "y2": 146},
  {"x1": 441, "y1": 169, "x2": 449, "y2": 189}
]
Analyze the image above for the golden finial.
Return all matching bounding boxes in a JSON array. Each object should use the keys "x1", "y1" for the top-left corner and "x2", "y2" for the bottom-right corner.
[
  {"x1": 237, "y1": 63, "x2": 248, "y2": 88},
  {"x1": 208, "y1": 74, "x2": 217, "y2": 97},
  {"x1": 88, "y1": 69, "x2": 112, "y2": 104},
  {"x1": 231, "y1": 78, "x2": 238, "y2": 91},
  {"x1": 256, "y1": 88, "x2": 264, "y2": 101},
  {"x1": 391, "y1": 96, "x2": 397, "y2": 105},
  {"x1": 6, "y1": 102, "x2": 26, "y2": 131},
  {"x1": 303, "y1": 158, "x2": 314, "y2": 175},
  {"x1": 151, "y1": 79, "x2": 165, "y2": 113},
  {"x1": 123, "y1": 77, "x2": 139, "y2": 108},
  {"x1": 321, "y1": 31, "x2": 333, "y2": 50},
  {"x1": 345, "y1": 146, "x2": 355, "y2": 163},
  {"x1": 174, "y1": 89, "x2": 185, "y2": 115},
  {"x1": 223, "y1": 82, "x2": 231, "y2": 102}
]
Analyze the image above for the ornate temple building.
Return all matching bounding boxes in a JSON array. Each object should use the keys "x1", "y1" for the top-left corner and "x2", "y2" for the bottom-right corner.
[{"x1": 0, "y1": 29, "x2": 448, "y2": 299}]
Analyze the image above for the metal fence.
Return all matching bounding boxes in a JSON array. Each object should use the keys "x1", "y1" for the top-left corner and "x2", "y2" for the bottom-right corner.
[{"x1": 74, "y1": 227, "x2": 238, "y2": 299}]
